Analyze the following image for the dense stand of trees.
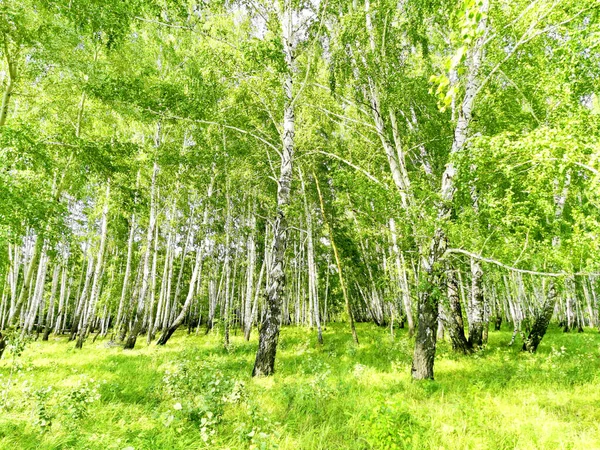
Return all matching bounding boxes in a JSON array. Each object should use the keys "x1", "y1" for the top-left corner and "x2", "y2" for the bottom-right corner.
[{"x1": 1, "y1": 0, "x2": 600, "y2": 379}]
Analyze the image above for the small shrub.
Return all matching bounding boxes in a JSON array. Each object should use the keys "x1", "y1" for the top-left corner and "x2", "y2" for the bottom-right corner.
[
  {"x1": 362, "y1": 403, "x2": 423, "y2": 450},
  {"x1": 64, "y1": 378, "x2": 101, "y2": 420},
  {"x1": 31, "y1": 386, "x2": 54, "y2": 430}
]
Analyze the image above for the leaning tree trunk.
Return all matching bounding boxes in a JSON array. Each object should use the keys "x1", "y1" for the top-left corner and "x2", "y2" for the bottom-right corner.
[
  {"x1": 443, "y1": 269, "x2": 472, "y2": 354},
  {"x1": 168, "y1": 218, "x2": 193, "y2": 328},
  {"x1": 156, "y1": 242, "x2": 203, "y2": 345},
  {"x1": 521, "y1": 171, "x2": 571, "y2": 350},
  {"x1": 300, "y1": 169, "x2": 323, "y2": 344},
  {"x1": 155, "y1": 168, "x2": 213, "y2": 346},
  {"x1": 8, "y1": 237, "x2": 40, "y2": 327},
  {"x1": 22, "y1": 243, "x2": 48, "y2": 336},
  {"x1": 523, "y1": 282, "x2": 557, "y2": 352},
  {"x1": 314, "y1": 171, "x2": 359, "y2": 344}
]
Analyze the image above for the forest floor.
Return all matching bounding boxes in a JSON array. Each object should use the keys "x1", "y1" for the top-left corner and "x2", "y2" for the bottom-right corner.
[{"x1": 0, "y1": 323, "x2": 599, "y2": 449}]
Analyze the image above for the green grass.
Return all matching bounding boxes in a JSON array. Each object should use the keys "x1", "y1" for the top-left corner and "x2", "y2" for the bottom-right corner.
[{"x1": 1, "y1": 323, "x2": 600, "y2": 449}]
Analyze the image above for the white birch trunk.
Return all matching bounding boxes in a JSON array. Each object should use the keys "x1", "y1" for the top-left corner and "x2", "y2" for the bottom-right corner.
[{"x1": 76, "y1": 182, "x2": 111, "y2": 348}]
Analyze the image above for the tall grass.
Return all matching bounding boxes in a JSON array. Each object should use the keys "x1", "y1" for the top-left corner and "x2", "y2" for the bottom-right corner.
[{"x1": 0, "y1": 323, "x2": 599, "y2": 449}]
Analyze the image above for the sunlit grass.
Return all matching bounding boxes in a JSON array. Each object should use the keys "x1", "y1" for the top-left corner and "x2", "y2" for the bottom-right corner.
[{"x1": 0, "y1": 323, "x2": 599, "y2": 449}]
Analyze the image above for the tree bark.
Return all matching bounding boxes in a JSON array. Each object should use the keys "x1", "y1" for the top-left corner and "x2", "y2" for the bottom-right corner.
[
  {"x1": 115, "y1": 212, "x2": 136, "y2": 340},
  {"x1": 42, "y1": 262, "x2": 61, "y2": 341},
  {"x1": 412, "y1": 0, "x2": 489, "y2": 380},
  {"x1": 124, "y1": 161, "x2": 158, "y2": 350},
  {"x1": 0, "y1": 39, "x2": 17, "y2": 127},
  {"x1": 76, "y1": 182, "x2": 111, "y2": 349},
  {"x1": 252, "y1": 0, "x2": 295, "y2": 377},
  {"x1": 22, "y1": 243, "x2": 48, "y2": 336},
  {"x1": 243, "y1": 212, "x2": 257, "y2": 340},
  {"x1": 412, "y1": 229, "x2": 446, "y2": 380},
  {"x1": 156, "y1": 241, "x2": 204, "y2": 345},
  {"x1": 300, "y1": 170, "x2": 323, "y2": 344},
  {"x1": 523, "y1": 282, "x2": 557, "y2": 352},
  {"x1": 443, "y1": 269, "x2": 472, "y2": 354},
  {"x1": 390, "y1": 218, "x2": 414, "y2": 337},
  {"x1": 8, "y1": 237, "x2": 40, "y2": 327},
  {"x1": 468, "y1": 258, "x2": 485, "y2": 348}
]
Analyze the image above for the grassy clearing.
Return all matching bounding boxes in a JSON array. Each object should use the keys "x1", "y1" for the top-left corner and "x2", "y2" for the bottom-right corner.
[{"x1": 1, "y1": 323, "x2": 599, "y2": 449}]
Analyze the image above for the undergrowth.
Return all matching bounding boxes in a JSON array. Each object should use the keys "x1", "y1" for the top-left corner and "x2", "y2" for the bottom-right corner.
[{"x1": 0, "y1": 323, "x2": 599, "y2": 449}]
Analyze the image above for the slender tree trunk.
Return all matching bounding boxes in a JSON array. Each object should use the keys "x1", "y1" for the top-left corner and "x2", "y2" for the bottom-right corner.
[
  {"x1": 153, "y1": 226, "x2": 172, "y2": 338},
  {"x1": 0, "y1": 42, "x2": 17, "y2": 127},
  {"x1": 22, "y1": 243, "x2": 48, "y2": 336},
  {"x1": 468, "y1": 258, "x2": 485, "y2": 348},
  {"x1": 169, "y1": 215, "x2": 194, "y2": 329},
  {"x1": 300, "y1": 170, "x2": 323, "y2": 344},
  {"x1": 42, "y1": 262, "x2": 61, "y2": 341},
  {"x1": 156, "y1": 173, "x2": 214, "y2": 345},
  {"x1": 53, "y1": 257, "x2": 69, "y2": 335},
  {"x1": 70, "y1": 247, "x2": 94, "y2": 340},
  {"x1": 443, "y1": 270, "x2": 472, "y2": 353},
  {"x1": 156, "y1": 241, "x2": 204, "y2": 345},
  {"x1": 6, "y1": 243, "x2": 20, "y2": 328},
  {"x1": 314, "y1": 171, "x2": 359, "y2": 345},
  {"x1": 523, "y1": 282, "x2": 557, "y2": 352},
  {"x1": 76, "y1": 182, "x2": 111, "y2": 349},
  {"x1": 0, "y1": 274, "x2": 8, "y2": 331},
  {"x1": 0, "y1": 331, "x2": 5, "y2": 359},
  {"x1": 564, "y1": 277, "x2": 576, "y2": 332},
  {"x1": 115, "y1": 212, "x2": 136, "y2": 339},
  {"x1": 205, "y1": 274, "x2": 218, "y2": 334},
  {"x1": 243, "y1": 212, "x2": 257, "y2": 341},
  {"x1": 9, "y1": 237, "x2": 40, "y2": 327},
  {"x1": 521, "y1": 171, "x2": 571, "y2": 349},
  {"x1": 124, "y1": 161, "x2": 158, "y2": 350},
  {"x1": 583, "y1": 278, "x2": 596, "y2": 329},
  {"x1": 389, "y1": 218, "x2": 414, "y2": 337},
  {"x1": 160, "y1": 214, "x2": 176, "y2": 331},
  {"x1": 223, "y1": 187, "x2": 232, "y2": 348},
  {"x1": 306, "y1": 206, "x2": 323, "y2": 344}
]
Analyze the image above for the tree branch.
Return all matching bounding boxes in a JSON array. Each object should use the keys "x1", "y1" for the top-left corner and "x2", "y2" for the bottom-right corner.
[{"x1": 446, "y1": 248, "x2": 600, "y2": 277}]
